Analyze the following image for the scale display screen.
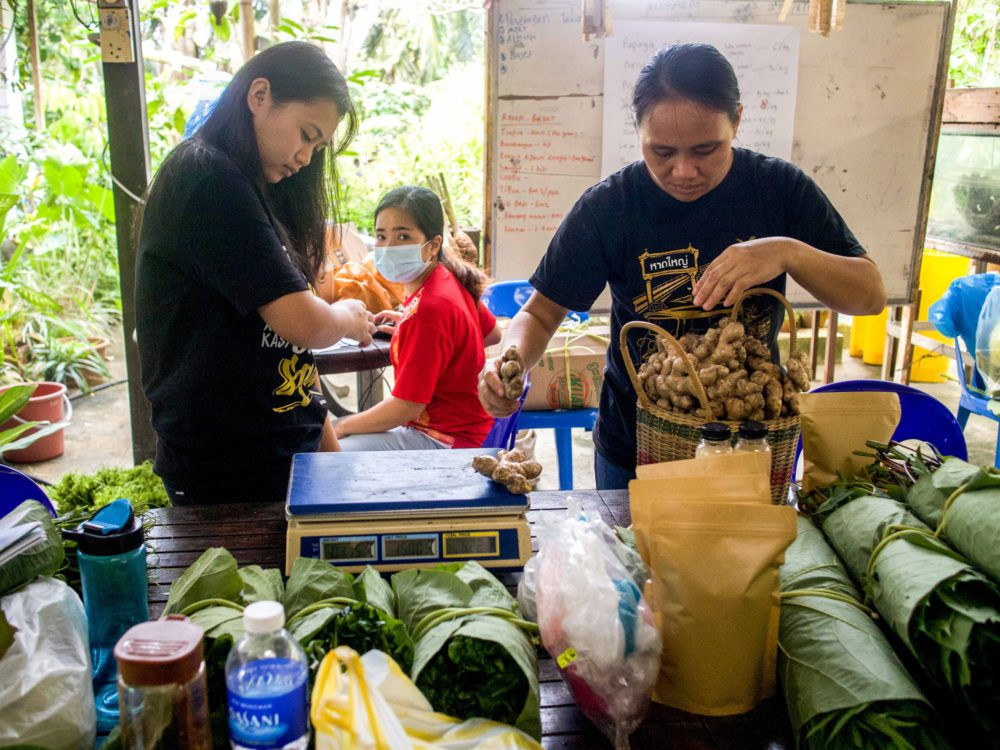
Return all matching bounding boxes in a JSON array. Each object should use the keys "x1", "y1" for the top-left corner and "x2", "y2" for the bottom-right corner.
[
  {"x1": 383, "y1": 534, "x2": 438, "y2": 560},
  {"x1": 321, "y1": 536, "x2": 377, "y2": 563},
  {"x1": 443, "y1": 532, "x2": 500, "y2": 558}
]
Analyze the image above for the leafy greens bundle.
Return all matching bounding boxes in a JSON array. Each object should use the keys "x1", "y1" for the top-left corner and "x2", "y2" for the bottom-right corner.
[
  {"x1": 804, "y1": 487, "x2": 1000, "y2": 741},
  {"x1": 779, "y1": 516, "x2": 952, "y2": 749},
  {"x1": 392, "y1": 561, "x2": 541, "y2": 739},
  {"x1": 161, "y1": 549, "x2": 413, "y2": 749}
]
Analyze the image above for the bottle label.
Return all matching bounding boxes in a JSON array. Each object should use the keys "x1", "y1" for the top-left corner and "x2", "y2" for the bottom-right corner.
[{"x1": 227, "y1": 657, "x2": 308, "y2": 748}]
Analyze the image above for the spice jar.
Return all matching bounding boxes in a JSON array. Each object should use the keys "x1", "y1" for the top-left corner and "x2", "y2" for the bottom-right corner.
[
  {"x1": 735, "y1": 421, "x2": 771, "y2": 455},
  {"x1": 695, "y1": 422, "x2": 733, "y2": 457},
  {"x1": 114, "y1": 615, "x2": 211, "y2": 749}
]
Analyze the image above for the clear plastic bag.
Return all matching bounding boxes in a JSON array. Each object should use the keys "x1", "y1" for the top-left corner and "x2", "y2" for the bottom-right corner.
[
  {"x1": 517, "y1": 500, "x2": 661, "y2": 749},
  {"x1": 0, "y1": 577, "x2": 96, "y2": 749},
  {"x1": 976, "y1": 285, "x2": 1000, "y2": 397}
]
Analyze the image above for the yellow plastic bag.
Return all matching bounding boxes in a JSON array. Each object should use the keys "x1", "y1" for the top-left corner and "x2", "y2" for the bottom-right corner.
[{"x1": 311, "y1": 647, "x2": 542, "y2": 750}]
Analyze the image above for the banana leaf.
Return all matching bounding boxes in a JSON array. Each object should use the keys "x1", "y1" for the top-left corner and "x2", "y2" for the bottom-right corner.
[
  {"x1": 392, "y1": 562, "x2": 540, "y2": 739},
  {"x1": 779, "y1": 516, "x2": 952, "y2": 749},
  {"x1": 813, "y1": 490, "x2": 1000, "y2": 740},
  {"x1": 905, "y1": 457, "x2": 1000, "y2": 584},
  {"x1": 0, "y1": 500, "x2": 64, "y2": 596}
]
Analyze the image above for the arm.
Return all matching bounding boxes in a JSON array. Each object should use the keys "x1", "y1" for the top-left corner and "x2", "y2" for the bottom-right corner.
[
  {"x1": 478, "y1": 291, "x2": 567, "y2": 417},
  {"x1": 334, "y1": 396, "x2": 425, "y2": 437},
  {"x1": 484, "y1": 322, "x2": 502, "y2": 347},
  {"x1": 259, "y1": 292, "x2": 375, "y2": 350},
  {"x1": 692, "y1": 238, "x2": 887, "y2": 315}
]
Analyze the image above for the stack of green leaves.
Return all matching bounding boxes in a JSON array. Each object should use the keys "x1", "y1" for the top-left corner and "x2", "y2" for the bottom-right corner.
[
  {"x1": 807, "y1": 487, "x2": 1000, "y2": 742},
  {"x1": 779, "y1": 516, "x2": 952, "y2": 749},
  {"x1": 161, "y1": 549, "x2": 413, "y2": 749},
  {"x1": 900, "y1": 456, "x2": 1000, "y2": 584},
  {"x1": 392, "y1": 561, "x2": 540, "y2": 739},
  {"x1": 47, "y1": 461, "x2": 170, "y2": 515},
  {"x1": 0, "y1": 500, "x2": 64, "y2": 596}
]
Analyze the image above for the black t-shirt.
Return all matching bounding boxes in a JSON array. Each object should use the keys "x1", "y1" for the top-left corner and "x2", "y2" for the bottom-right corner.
[
  {"x1": 529, "y1": 148, "x2": 866, "y2": 470},
  {"x1": 136, "y1": 143, "x2": 326, "y2": 502}
]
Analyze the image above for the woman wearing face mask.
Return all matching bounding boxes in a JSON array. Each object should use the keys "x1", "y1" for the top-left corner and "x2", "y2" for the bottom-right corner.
[
  {"x1": 478, "y1": 42, "x2": 887, "y2": 490},
  {"x1": 135, "y1": 42, "x2": 376, "y2": 505},
  {"x1": 334, "y1": 186, "x2": 502, "y2": 450}
]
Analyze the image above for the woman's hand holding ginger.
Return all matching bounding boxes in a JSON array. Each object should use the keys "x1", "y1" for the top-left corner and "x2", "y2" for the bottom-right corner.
[{"x1": 478, "y1": 353, "x2": 522, "y2": 418}]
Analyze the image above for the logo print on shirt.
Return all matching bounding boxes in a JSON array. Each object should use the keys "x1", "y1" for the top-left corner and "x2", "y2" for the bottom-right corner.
[
  {"x1": 632, "y1": 246, "x2": 711, "y2": 322},
  {"x1": 272, "y1": 354, "x2": 316, "y2": 413}
]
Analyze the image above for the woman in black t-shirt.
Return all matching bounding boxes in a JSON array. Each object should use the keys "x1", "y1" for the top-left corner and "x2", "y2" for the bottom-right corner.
[
  {"x1": 136, "y1": 42, "x2": 375, "y2": 504},
  {"x1": 477, "y1": 43, "x2": 887, "y2": 491}
]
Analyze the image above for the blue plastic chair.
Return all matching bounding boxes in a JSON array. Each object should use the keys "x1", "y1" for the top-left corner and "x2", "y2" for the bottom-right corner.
[
  {"x1": 0, "y1": 464, "x2": 56, "y2": 518},
  {"x1": 482, "y1": 375, "x2": 530, "y2": 451},
  {"x1": 793, "y1": 380, "x2": 968, "y2": 475},
  {"x1": 481, "y1": 281, "x2": 597, "y2": 489}
]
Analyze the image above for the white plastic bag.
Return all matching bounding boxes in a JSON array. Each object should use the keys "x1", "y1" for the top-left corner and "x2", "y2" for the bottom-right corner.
[
  {"x1": 976, "y1": 286, "x2": 1000, "y2": 397},
  {"x1": 0, "y1": 577, "x2": 96, "y2": 749},
  {"x1": 517, "y1": 500, "x2": 661, "y2": 749},
  {"x1": 311, "y1": 647, "x2": 541, "y2": 750}
]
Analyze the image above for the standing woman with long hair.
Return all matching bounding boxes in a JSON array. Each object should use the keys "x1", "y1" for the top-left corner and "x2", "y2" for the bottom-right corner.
[
  {"x1": 334, "y1": 186, "x2": 502, "y2": 450},
  {"x1": 136, "y1": 42, "x2": 375, "y2": 504}
]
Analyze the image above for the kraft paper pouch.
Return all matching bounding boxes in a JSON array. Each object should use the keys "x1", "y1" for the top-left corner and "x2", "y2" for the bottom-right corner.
[
  {"x1": 631, "y1": 500, "x2": 797, "y2": 715},
  {"x1": 631, "y1": 453, "x2": 771, "y2": 507},
  {"x1": 798, "y1": 392, "x2": 900, "y2": 492},
  {"x1": 635, "y1": 452, "x2": 770, "y2": 483}
]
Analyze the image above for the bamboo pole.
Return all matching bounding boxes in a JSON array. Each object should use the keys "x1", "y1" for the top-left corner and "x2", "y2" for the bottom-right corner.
[
  {"x1": 27, "y1": 0, "x2": 42, "y2": 130},
  {"x1": 239, "y1": 0, "x2": 255, "y2": 62}
]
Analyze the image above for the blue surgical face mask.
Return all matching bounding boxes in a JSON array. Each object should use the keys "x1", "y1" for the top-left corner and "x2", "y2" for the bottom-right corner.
[{"x1": 373, "y1": 241, "x2": 433, "y2": 283}]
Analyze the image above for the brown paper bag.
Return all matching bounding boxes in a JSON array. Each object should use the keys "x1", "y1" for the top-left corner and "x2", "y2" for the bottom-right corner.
[
  {"x1": 635, "y1": 452, "x2": 770, "y2": 482},
  {"x1": 798, "y1": 391, "x2": 900, "y2": 492},
  {"x1": 629, "y1": 453, "x2": 797, "y2": 715},
  {"x1": 632, "y1": 501, "x2": 796, "y2": 714}
]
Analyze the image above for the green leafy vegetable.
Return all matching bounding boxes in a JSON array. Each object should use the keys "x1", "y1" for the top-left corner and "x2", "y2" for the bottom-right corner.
[
  {"x1": 0, "y1": 500, "x2": 65, "y2": 596},
  {"x1": 282, "y1": 557, "x2": 355, "y2": 617},
  {"x1": 162, "y1": 547, "x2": 242, "y2": 616},
  {"x1": 239, "y1": 565, "x2": 284, "y2": 605},
  {"x1": 806, "y1": 486, "x2": 1000, "y2": 741},
  {"x1": 779, "y1": 516, "x2": 953, "y2": 749},
  {"x1": 46, "y1": 461, "x2": 169, "y2": 515},
  {"x1": 393, "y1": 561, "x2": 540, "y2": 739}
]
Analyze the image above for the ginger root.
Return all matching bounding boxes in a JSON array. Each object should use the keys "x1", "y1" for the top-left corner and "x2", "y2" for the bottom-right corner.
[
  {"x1": 472, "y1": 448, "x2": 542, "y2": 494},
  {"x1": 499, "y1": 345, "x2": 525, "y2": 400}
]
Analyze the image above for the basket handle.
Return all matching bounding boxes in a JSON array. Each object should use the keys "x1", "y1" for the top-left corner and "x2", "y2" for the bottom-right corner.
[
  {"x1": 619, "y1": 320, "x2": 712, "y2": 414},
  {"x1": 729, "y1": 287, "x2": 798, "y2": 362}
]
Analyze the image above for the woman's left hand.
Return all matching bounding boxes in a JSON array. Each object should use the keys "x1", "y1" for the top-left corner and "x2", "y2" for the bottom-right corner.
[
  {"x1": 692, "y1": 237, "x2": 791, "y2": 310},
  {"x1": 373, "y1": 309, "x2": 402, "y2": 334}
]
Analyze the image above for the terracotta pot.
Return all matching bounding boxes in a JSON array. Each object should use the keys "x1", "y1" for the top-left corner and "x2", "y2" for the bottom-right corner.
[{"x1": 0, "y1": 381, "x2": 72, "y2": 462}]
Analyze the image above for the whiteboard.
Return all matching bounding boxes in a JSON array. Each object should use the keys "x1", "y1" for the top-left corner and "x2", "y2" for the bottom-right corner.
[{"x1": 486, "y1": 0, "x2": 952, "y2": 306}]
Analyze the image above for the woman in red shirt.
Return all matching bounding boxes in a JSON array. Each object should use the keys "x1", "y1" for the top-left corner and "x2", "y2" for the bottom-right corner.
[{"x1": 334, "y1": 186, "x2": 501, "y2": 450}]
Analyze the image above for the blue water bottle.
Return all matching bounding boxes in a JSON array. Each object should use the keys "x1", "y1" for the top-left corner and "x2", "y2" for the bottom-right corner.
[
  {"x1": 63, "y1": 498, "x2": 149, "y2": 733},
  {"x1": 226, "y1": 601, "x2": 309, "y2": 750}
]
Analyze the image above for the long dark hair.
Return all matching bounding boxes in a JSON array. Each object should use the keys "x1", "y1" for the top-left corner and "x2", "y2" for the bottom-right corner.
[
  {"x1": 146, "y1": 41, "x2": 358, "y2": 283},
  {"x1": 375, "y1": 186, "x2": 488, "y2": 300},
  {"x1": 631, "y1": 43, "x2": 741, "y2": 127}
]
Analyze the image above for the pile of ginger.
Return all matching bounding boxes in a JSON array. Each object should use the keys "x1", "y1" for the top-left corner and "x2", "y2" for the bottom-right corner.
[
  {"x1": 636, "y1": 318, "x2": 810, "y2": 422},
  {"x1": 472, "y1": 449, "x2": 541, "y2": 495}
]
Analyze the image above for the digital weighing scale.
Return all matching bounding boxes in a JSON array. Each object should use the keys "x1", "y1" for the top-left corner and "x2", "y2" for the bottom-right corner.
[{"x1": 284, "y1": 448, "x2": 531, "y2": 574}]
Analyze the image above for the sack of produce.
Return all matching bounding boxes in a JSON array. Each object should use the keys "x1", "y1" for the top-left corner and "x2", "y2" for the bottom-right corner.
[
  {"x1": 0, "y1": 577, "x2": 96, "y2": 749},
  {"x1": 517, "y1": 499, "x2": 660, "y2": 749},
  {"x1": 803, "y1": 484, "x2": 1000, "y2": 742},
  {"x1": 311, "y1": 647, "x2": 541, "y2": 749},
  {"x1": 392, "y1": 561, "x2": 541, "y2": 739},
  {"x1": 779, "y1": 516, "x2": 952, "y2": 749},
  {"x1": 630, "y1": 453, "x2": 797, "y2": 714},
  {"x1": 621, "y1": 287, "x2": 805, "y2": 503}
]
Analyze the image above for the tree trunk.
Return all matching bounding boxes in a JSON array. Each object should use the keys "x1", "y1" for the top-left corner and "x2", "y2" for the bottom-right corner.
[
  {"x1": 268, "y1": 0, "x2": 280, "y2": 40},
  {"x1": 26, "y1": 0, "x2": 42, "y2": 130}
]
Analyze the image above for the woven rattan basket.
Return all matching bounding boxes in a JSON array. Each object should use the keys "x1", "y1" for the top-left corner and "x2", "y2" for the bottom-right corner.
[{"x1": 620, "y1": 287, "x2": 801, "y2": 504}]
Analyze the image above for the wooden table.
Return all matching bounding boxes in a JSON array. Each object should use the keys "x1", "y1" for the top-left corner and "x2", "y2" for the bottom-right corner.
[
  {"x1": 312, "y1": 338, "x2": 391, "y2": 414},
  {"x1": 144, "y1": 490, "x2": 792, "y2": 748}
]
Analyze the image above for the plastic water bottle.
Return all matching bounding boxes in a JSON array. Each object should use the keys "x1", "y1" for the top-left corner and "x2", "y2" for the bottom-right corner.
[
  {"x1": 63, "y1": 498, "x2": 149, "y2": 733},
  {"x1": 225, "y1": 601, "x2": 309, "y2": 750}
]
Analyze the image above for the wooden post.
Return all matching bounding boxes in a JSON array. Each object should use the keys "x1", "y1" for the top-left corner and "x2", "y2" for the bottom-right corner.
[
  {"x1": 822, "y1": 311, "x2": 838, "y2": 384},
  {"x1": 26, "y1": 0, "x2": 42, "y2": 129},
  {"x1": 98, "y1": 0, "x2": 155, "y2": 464},
  {"x1": 896, "y1": 289, "x2": 921, "y2": 386},
  {"x1": 881, "y1": 305, "x2": 899, "y2": 380},
  {"x1": 240, "y1": 0, "x2": 255, "y2": 62},
  {"x1": 808, "y1": 310, "x2": 820, "y2": 381}
]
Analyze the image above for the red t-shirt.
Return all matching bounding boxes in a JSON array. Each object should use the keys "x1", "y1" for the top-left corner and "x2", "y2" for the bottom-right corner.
[{"x1": 390, "y1": 264, "x2": 496, "y2": 448}]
